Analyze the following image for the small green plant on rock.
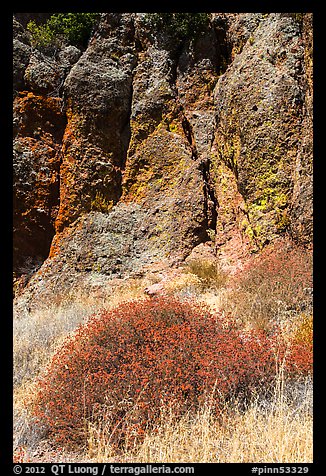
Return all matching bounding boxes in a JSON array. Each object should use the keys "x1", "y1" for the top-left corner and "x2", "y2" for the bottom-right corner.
[
  {"x1": 146, "y1": 13, "x2": 209, "y2": 40},
  {"x1": 27, "y1": 13, "x2": 99, "y2": 48}
]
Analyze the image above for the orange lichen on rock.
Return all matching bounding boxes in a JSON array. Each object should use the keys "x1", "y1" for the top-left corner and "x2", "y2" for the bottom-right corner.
[{"x1": 13, "y1": 91, "x2": 65, "y2": 268}]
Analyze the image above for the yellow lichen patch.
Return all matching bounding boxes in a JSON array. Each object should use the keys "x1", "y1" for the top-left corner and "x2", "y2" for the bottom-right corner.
[
  {"x1": 127, "y1": 116, "x2": 160, "y2": 158},
  {"x1": 91, "y1": 192, "x2": 114, "y2": 213},
  {"x1": 167, "y1": 120, "x2": 183, "y2": 135},
  {"x1": 246, "y1": 174, "x2": 291, "y2": 245},
  {"x1": 122, "y1": 126, "x2": 192, "y2": 203}
]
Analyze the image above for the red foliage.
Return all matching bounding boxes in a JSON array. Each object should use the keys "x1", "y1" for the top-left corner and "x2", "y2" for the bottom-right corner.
[
  {"x1": 13, "y1": 446, "x2": 30, "y2": 463},
  {"x1": 32, "y1": 297, "x2": 312, "y2": 449},
  {"x1": 231, "y1": 240, "x2": 313, "y2": 327},
  {"x1": 287, "y1": 341, "x2": 313, "y2": 376},
  {"x1": 236, "y1": 241, "x2": 312, "y2": 302}
]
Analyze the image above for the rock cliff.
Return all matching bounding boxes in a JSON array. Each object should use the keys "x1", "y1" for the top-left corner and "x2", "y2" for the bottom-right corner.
[{"x1": 13, "y1": 13, "x2": 313, "y2": 307}]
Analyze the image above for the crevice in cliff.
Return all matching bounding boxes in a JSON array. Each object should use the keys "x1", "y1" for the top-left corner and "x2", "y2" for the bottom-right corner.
[
  {"x1": 180, "y1": 110, "x2": 218, "y2": 241},
  {"x1": 211, "y1": 15, "x2": 230, "y2": 76},
  {"x1": 179, "y1": 110, "x2": 218, "y2": 238},
  {"x1": 115, "y1": 57, "x2": 139, "y2": 204},
  {"x1": 119, "y1": 81, "x2": 134, "y2": 182},
  {"x1": 181, "y1": 114, "x2": 197, "y2": 161},
  {"x1": 170, "y1": 40, "x2": 220, "y2": 244},
  {"x1": 200, "y1": 158, "x2": 218, "y2": 235}
]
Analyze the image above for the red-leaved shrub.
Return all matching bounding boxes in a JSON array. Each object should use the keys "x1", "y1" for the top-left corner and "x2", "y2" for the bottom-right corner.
[
  {"x1": 32, "y1": 297, "x2": 312, "y2": 449},
  {"x1": 13, "y1": 446, "x2": 30, "y2": 463},
  {"x1": 230, "y1": 240, "x2": 313, "y2": 328}
]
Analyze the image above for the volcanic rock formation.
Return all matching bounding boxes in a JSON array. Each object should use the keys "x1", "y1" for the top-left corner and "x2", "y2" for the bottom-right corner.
[{"x1": 13, "y1": 13, "x2": 313, "y2": 307}]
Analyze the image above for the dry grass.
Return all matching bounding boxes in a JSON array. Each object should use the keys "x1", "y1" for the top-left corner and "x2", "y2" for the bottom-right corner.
[
  {"x1": 86, "y1": 378, "x2": 312, "y2": 463},
  {"x1": 13, "y1": 262, "x2": 313, "y2": 464},
  {"x1": 14, "y1": 377, "x2": 313, "y2": 463},
  {"x1": 13, "y1": 278, "x2": 147, "y2": 451},
  {"x1": 182, "y1": 259, "x2": 228, "y2": 292},
  {"x1": 13, "y1": 278, "x2": 147, "y2": 389}
]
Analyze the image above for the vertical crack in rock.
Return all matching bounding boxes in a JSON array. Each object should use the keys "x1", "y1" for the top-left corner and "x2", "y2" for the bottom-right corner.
[
  {"x1": 180, "y1": 109, "x2": 218, "y2": 239},
  {"x1": 200, "y1": 158, "x2": 218, "y2": 234},
  {"x1": 174, "y1": 73, "x2": 218, "y2": 242},
  {"x1": 118, "y1": 57, "x2": 138, "y2": 199},
  {"x1": 13, "y1": 13, "x2": 313, "y2": 301},
  {"x1": 181, "y1": 113, "x2": 197, "y2": 161},
  {"x1": 172, "y1": 29, "x2": 224, "y2": 243}
]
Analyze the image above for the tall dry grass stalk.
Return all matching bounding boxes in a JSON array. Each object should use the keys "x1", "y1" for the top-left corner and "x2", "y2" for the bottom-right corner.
[
  {"x1": 87, "y1": 377, "x2": 312, "y2": 463},
  {"x1": 13, "y1": 278, "x2": 147, "y2": 389},
  {"x1": 13, "y1": 279, "x2": 147, "y2": 449}
]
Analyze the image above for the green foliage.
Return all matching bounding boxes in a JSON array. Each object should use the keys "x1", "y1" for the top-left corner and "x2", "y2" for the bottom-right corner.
[
  {"x1": 27, "y1": 20, "x2": 56, "y2": 48},
  {"x1": 27, "y1": 13, "x2": 99, "y2": 48},
  {"x1": 147, "y1": 13, "x2": 209, "y2": 40}
]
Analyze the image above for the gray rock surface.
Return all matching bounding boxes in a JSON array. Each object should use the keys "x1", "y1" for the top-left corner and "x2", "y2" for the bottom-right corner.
[{"x1": 13, "y1": 18, "x2": 32, "y2": 91}]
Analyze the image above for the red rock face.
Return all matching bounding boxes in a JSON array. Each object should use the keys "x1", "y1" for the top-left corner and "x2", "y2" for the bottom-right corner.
[
  {"x1": 13, "y1": 92, "x2": 66, "y2": 269},
  {"x1": 12, "y1": 13, "x2": 313, "y2": 303}
]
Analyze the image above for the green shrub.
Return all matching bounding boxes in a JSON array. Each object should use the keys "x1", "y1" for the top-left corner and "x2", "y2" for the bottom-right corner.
[
  {"x1": 27, "y1": 13, "x2": 99, "y2": 48},
  {"x1": 146, "y1": 13, "x2": 209, "y2": 40},
  {"x1": 27, "y1": 21, "x2": 55, "y2": 48}
]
